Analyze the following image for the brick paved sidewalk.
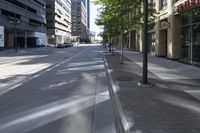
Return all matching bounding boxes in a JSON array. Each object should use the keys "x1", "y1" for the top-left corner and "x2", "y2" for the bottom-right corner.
[{"x1": 103, "y1": 50, "x2": 200, "y2": 133}]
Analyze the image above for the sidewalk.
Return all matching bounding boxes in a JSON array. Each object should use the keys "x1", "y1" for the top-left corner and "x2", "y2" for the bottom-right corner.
[
  {"x1": 103, "y1": 48, "x2": 200, "y2": 133},
  {"x1": 0, "y1": 47, "x2": 54, "y2": 64},
  {"x1": 0, "y1": 47, "x2": 54, "y2": 93}
]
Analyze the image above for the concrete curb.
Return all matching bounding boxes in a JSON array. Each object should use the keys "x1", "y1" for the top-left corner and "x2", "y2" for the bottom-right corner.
[{"x1": 101, "y1": 48, "x2": 131, "y2": 133}]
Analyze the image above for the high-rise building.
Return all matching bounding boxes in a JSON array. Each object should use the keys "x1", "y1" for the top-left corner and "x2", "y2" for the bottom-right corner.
[
  {"x1": 46, "y1": 0, "x2": 71, "y2": 45},
  {"x1": 71, "y1": 0, "x2": 90, "y2": 41},
  {"x1": 0, "y1": 0, "x2": 47, "y2": 48}
]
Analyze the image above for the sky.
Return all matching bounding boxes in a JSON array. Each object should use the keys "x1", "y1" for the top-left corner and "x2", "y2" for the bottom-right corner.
[{"x1": 90, "y1": 2, "x2": 103, "y2": 39}]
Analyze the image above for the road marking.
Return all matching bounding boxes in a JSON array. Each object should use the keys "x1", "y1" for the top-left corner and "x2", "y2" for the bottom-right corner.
[
  {"x1": 30, "y1": 74, "x2": 41, "y2": 79},
  {"x1": 55, "y1": 64, "x2": 59, "y2": 67},
  {"x1": 8, "y1": 83, "x2": 23, "y2": 91},
  {"x1": 0, "y1": 47, "x2": 91, "y2": 96},
  {"x1": 45, "y1": 68, "x2": 52, "y2": 72}
]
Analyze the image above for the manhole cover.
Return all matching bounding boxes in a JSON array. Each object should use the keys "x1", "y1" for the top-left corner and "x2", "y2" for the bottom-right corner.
[{"x1": 116, "y1": 76, "x2": 134, "y2": 81}]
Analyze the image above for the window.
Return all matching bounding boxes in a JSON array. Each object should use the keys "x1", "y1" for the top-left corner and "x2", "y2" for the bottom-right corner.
[
  {"x1": 181, "y1": 7, "x2": 200, "y2": 63},
  {"x1": 160, "y1": 0, "x2": 167, "y2": 10},
  {"x1": 151, "y1": 0, "x2": 156, "y2": 9},
  {"x1": 192, "y1": 8, "x2": 200, "y2": 23},
  {"x1": 181, "y1": 11, "x2": 191, "y2": 25}
]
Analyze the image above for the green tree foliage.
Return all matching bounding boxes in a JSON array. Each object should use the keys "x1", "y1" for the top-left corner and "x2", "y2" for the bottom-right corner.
[{"x1": 93, "y1": 0, "x2": 156, "y2": 40}]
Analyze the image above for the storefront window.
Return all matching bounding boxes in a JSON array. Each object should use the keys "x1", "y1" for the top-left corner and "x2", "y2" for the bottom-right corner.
[
  {"x1": 192, "y1": 23, "x2": 200, "y2": 62},
  {"x1": 181, "y1": 26, "x2": 191, "y2": 61},
  {"x1": 192, "y1": 8, "x2": 200, "y2": 23},
  {"x1": 181, "y1": 7, "x2": 200, "y2": 63},
  {"x1": 181, "y1": 11, "x2": 191, "y2": 25}
]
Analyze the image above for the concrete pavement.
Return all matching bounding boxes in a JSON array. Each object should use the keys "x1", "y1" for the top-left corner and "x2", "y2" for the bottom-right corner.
[
  {"x1": 0, "y1": 46, "x2": 88, "y2": 93},
  {"x1": 0, "y1": 45, "x2": 117, "y2": 133},
  {"x1": 0, "y1": 47, "x2": 54, "y2": 64},
  {"x1": 103, "y1": 47, "x2": 200, "y2": 133}
]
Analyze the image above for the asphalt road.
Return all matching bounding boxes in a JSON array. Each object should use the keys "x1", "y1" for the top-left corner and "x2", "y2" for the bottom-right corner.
[{"x1": 0, "y1": 44, "x2": 117, "y2": 133}]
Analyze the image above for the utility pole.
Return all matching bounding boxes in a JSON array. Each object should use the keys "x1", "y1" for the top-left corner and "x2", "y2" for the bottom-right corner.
[{"x1": 142, "y1": 0, "x2": 148, "y2": 84}]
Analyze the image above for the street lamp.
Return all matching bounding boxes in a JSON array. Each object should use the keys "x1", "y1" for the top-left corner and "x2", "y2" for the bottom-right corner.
[{"x1": 8, "y1": 14, "x2": 21, "y2": 53}]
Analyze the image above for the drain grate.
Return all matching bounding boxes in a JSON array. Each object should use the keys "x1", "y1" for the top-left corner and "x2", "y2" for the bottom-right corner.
[{"x1": 116, "y1": 76, "x2": 134, "y2": 81}]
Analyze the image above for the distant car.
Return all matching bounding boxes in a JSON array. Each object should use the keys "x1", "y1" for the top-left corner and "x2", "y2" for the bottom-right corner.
[
  {"x1": 63, "y1": 42, "x2": 73, "y2": 47},
  {"x1": 68, "y1": 43, "x2": 73, "y2": 47},
  {"x1": 56, "y1": 43, "x2": 65, "y2": 48},
  {"x1": 36, "y1": 43, "x2": 45, "y2": 47},
  {"x1": 46, "y1": 44, "x2": 55, "y2": 47}
]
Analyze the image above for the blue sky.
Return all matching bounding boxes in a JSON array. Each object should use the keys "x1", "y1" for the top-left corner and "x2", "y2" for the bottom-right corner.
[{"x1": 90, "y1": 2, "x2": 103, "y2": 39}]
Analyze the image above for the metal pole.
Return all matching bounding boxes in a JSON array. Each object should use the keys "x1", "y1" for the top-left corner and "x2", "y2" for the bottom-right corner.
[
  {"x1": 143, "y1": 0, "x2": 148, "y2": 84},
  {"x1": 120, "y1": 44, "x2": 124, "y2": 64},
  {"x1": 14, "y1": 14, "x2": 17, "y2": 53},
  {"x1": 109, "y1": 35, "x2": 111, "y2": 52},
  {"x1": 14, "y1": 22, "x2": 17, "y2": 53}
]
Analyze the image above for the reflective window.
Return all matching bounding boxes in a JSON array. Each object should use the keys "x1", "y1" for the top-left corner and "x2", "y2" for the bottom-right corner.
[
  {"x1": 192, "y1": 8, "x2": 200, "y2": 23},
  {"x1": 181, "y1": 7, "x2": 200, "y2": 63},
  {"x1": 181, "y1": 11, "x2": 191, "y2": 25},
  {"x1": 192, "y1": 23, "x2": 200, "y2": 62}
]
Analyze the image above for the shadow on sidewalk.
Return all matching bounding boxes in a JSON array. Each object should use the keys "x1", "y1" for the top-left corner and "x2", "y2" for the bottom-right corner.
[{"x1": 104, "y1": 51, "x2": 200, "y2": 133}]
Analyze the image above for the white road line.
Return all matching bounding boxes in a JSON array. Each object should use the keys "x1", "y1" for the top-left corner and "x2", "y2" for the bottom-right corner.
[
  {"x1": 8, "y1": 83, "x2": 23, "y2": 91},
  {"x1": 30, "y1": 74, "x2": 41, "y2": 80},
  {"x1": 55, "y1": 64, "x2": 60, "y2": 67},
  {"x1": 45, "y1": 68, "x2": 52, "y2": 72},
  {"x1": 0, "y1": 47, "x2": 91, "y2": 96}
]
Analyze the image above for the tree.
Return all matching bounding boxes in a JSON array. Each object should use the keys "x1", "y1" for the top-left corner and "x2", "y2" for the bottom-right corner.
[
  {"x1": 94, "y1": 0, "x2": 156, "y2": 63},
  {"x1": 94, "y1": 0, "x2": 156, "y2": 38}
]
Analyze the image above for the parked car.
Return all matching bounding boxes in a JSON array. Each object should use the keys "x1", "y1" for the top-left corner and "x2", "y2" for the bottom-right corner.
[
  {"x1": 68, "y1": 42, "x2": 73, "y2": 47},
  {"x1": 36, "y1": 43, "x2": 46, "y2": 47},
  {"x1": 64, "y1": 42, "x2": 73, "y2": 47},
  {"x1": 46, "y1": 44, "x2": 55, "y2": 47},
  {"x1": 56, "y1": 43, "x2": 65, "y2": 48}
]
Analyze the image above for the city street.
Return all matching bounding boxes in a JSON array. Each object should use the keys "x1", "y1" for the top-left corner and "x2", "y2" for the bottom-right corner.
[
  {"x1": 0, "y1": 45, "x2": 117, "y2": 133},
  {"x1": 1, "y1": 0, "x2": 200, "y2": 132}
]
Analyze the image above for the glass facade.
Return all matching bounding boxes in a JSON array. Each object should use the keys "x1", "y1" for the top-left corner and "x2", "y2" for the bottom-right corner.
[{"x1": 181, "y1": 7, "x2": 200, "y2": 63}]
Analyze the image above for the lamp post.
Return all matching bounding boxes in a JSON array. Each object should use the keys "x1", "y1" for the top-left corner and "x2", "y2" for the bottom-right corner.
[
  {"x1": 142, "y1": 0, "x2": 148, "y2": 84},
  {"x1": 9, "y1": 14, "x2": 21, "y2": 53}
]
